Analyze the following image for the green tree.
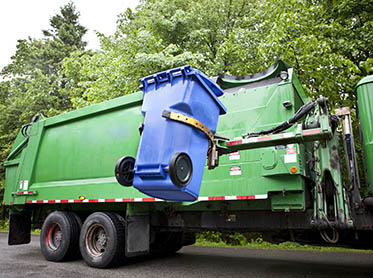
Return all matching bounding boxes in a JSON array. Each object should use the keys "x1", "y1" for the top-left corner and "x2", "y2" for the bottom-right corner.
[
  {"x1": 0, "y1": 2, "x2": 88, "y2": 208},
  {"x1": 62, "y1": 0, "x2": 372, "y2": 109},
  {"x1": 2, "y1": 2, "x2": 87, "y2": 78},
  {"x1": 62, "y1": 0, "x2": 264, "y2": 107},
  {"x1": 321, "y1": 0, "x2": 373, "y2": 76},
  {"x1": 256, "y1": 0, "x2": 372, "y2": 108}
]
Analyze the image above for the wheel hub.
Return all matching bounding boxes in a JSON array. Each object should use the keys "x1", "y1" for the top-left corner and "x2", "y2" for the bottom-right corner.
[
  {"x1": 86, "y1": 224, "x2": 107, "y2": 256},
  {"x1": 46, "y1": 223, "x2": 62, "y2": 251}
]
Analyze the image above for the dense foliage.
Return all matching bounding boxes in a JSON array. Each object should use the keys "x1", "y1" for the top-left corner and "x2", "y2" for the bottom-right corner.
[
  {"x1": 1, "y1": 0, "x2": 372, "y2": 214},
  {"x1": 61, "y1": 0, "x2": 372, "y2": 109},
  {"x1": 0, "y1": 2, "x2": 87, "y2": 215}
]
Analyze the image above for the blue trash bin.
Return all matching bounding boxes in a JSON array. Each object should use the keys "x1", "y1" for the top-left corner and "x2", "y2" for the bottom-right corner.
[{"x1": 133, "y1": 65, "x2": 226, "y2": 201}]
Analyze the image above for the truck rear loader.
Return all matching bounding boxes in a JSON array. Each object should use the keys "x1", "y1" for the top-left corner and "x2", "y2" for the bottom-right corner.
[{"x1": 2, "y1": 60, "x2": 373, "y2": 268}]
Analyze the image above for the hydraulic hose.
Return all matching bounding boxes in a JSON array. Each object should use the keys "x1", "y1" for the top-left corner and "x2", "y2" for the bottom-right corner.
[
  {"x1": 245, "y1": 101, "x2": 315, "y2": 138},
  {"x1": 21, "y1": 123, "x2": 32, "y2": 138},
  {"x1": 320, "y1": 229, "x2": 339, "y2": 244}
]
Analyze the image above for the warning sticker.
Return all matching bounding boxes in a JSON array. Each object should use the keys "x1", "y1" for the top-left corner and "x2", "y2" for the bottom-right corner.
[
  {"x1": 286, "y1": 147, "x2": 296, "y2": 154},
  {"x1": 230, "y1": 166, "x2": 242, "y2": 176},
  {"x1": 284, "y1": 154, "x2": 297, "y2": 163},
  {"x1": 23, "y1": 180, "x2": 29, "y2": 191},
  {"x1": 229, "y1": 151, "x2": 240, "y2": 160}
]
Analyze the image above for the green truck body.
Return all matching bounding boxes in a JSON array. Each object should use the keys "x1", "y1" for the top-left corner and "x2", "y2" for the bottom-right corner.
[
  {"x1": 3, "y1": 60, "x2": 373, "y2": 268},
  {"x1": 4, "y1": 61, "x2": 309, "y2": 210}
]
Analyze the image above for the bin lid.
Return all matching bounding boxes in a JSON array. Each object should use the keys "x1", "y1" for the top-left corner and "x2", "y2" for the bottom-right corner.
[
  {"x1": 139, "y1": 66, "x2": 227, "y2": 115},
  {"x1": 356, "y1": 75, "x2": 373, "y2": 90}
]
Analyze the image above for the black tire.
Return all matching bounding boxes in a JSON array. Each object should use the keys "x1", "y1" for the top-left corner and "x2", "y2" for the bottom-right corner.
[
  {"x1": 70, "y1": 212, "x2": 82, "y2": 230},
  {"x1": 40, "y1": 211, "x2": 81, "y2": 262},
  {"x1": 79, "y1": 212, "x2": 125, "y2": 268},
  {"x1": 169, "y1": 152, "x2": 193, "y2": 187},
  {"x1": 115, "y1": 156, "x2": 135, "y2": 186},
  {"x1": 70, "y1": 212, "x2": 83, "y2": 259}
]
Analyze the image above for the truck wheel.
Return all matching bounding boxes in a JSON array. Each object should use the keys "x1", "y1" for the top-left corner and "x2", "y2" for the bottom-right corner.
[
  {"x1": 40, "y1": 211, "x2": 81, "y2": 262},
  {"x1": 169, "y1": 152, "x2": 193, "y2": 187},
  {"x1": 115, "y1": 156, "x2": 135, "y2": 186},
  {"x1": 79, "y1": 212, "x2": 125, "y2": 268}
]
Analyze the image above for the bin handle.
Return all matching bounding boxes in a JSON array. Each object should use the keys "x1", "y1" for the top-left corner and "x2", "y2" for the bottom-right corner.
[{"x1": 140, "y1": 66, "x2": 191, "y2": 91}]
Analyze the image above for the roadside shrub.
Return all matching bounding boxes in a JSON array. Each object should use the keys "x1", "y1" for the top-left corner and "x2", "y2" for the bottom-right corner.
[
  {"x1": 0, "y1": 219, "x2": 9, "y2": 231},
  {"x1": 196, "y1": 231, "x2": 263, "y2": 246},
  {"x1": 223, "y1": 232, "x2": 248, "y2": 246},
  {"x1": 196, "y1": 231, "x2": 223, "y2": 243}
]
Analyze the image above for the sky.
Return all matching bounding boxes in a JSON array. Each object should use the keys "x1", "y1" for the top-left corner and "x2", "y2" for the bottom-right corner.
[{"x1": 0, "y1": 0, "x2": 140, "y2": 70}]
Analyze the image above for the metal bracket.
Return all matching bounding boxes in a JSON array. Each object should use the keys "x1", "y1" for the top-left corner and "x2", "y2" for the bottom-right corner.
[
  {"x1": 12, "y1": 191, "x2": 37, "y2": 197},
  {"x1": 162, "y1": 110, "x2": 218, "y2": 169},
  {"x1": 335, "y1": 106, "x2": 362, "y2": 209},
  {"x1": 162, "y1": 110, "x2": 214, "y2": 143}
]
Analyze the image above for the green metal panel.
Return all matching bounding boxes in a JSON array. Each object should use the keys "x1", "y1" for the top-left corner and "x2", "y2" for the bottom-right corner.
[
  {"x1": 4, "y1": 92, "x2": 150, "y2": 205},
  {"x1": 4, "y1": 65, "x2": 310, "y2": 213},
  {"x1": 200, "y1": 72, "x2": 308, "y2": 211},
  {"x1": 356, "y1": 75, "x2": 373, "y2": 194},
  {"x1": 3, "y1": 166, "x2": 18, "y2": 204},
  {"x1": 271, "y1": 191, "x2": 306, "y2": 212}
]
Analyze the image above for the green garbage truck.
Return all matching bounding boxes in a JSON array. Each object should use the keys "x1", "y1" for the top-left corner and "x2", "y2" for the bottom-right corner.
[{"x1": 2, "y1": 60, "x2": 373, "y2": 268}]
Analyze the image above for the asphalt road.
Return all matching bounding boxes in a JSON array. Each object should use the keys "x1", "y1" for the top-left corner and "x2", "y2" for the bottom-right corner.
[{"x1": 1, "y1": 232, "x2": 373, "y2": 278}]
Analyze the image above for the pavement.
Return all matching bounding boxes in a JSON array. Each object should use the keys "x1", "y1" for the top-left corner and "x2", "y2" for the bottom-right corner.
[{"x1": 1, "y1": 232, "x2": 373, "y2": 278}]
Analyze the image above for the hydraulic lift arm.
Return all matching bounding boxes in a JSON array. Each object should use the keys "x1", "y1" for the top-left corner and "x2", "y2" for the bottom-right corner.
[{"x1": 209, "y1": 98, "x2": 354, "y2": 236}]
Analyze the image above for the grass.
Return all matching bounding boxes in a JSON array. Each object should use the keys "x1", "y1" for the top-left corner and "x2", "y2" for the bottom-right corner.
[
  {"x1": 0, "y1": 220, "x2": 40, "y2": 235},
  {"x1": 195, "y1": 236, "x2": 373, "y2": 254},
  {"x1": 0, "y1": 220, "x2": 9, "y2": 233}
]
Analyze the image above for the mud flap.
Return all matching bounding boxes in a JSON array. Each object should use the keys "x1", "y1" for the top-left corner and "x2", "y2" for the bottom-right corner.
[
  {"x1": 125, "y1": 215, "x2": 149, "y2": 257},
  {"x1": 8, "y1": 211, "x2": 31, "y2": 245}
]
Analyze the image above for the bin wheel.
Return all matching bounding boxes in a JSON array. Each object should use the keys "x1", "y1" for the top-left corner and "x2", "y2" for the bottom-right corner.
[
  {"x1": 79, "y1": 212, "x2": 125, "y2": 268},
  {"x1": 169, "y1": 152, "x2": 193, "y2": 187},
  {"x1": 115, "y1": 156, "x2": 135, "y2": 186},
  {"x1": 40, "y1": 211, "x2": 81, "y2": 262}
]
